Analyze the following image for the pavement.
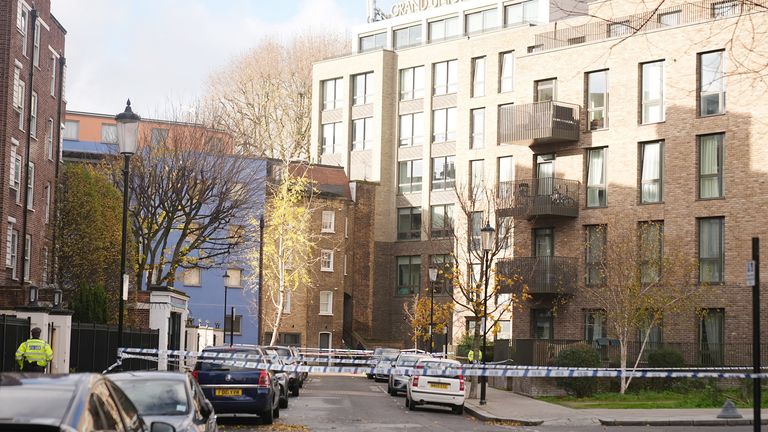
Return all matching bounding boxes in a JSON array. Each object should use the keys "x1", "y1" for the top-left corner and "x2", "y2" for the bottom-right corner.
[{"x1": 463, "y1": 385, "x2": 768, "y2": 427}]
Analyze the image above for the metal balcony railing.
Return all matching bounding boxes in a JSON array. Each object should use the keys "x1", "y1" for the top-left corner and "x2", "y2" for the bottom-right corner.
[
  {"x1": 497, "y1": 256, "x2": 578, "y2": 295},
  {"x1": 498, "y1": 178, "x2": 579, "y2": 219},
  {"x1": 499, "y1": 101, "x2": 580, "y2": 145}
]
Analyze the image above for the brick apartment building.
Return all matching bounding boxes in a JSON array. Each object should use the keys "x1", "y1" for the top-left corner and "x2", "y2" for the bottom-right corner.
[
  {"x1": 310, "y1": 0, "x2": 768, "y2": 355},
  {"x1": 0, "y1": 0, "x2": 66, "y2": 307}
]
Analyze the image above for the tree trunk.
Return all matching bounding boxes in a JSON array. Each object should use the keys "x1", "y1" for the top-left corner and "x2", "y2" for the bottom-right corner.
[
  {"x1": 619, "y1": 340, "x2": 628, "y2": 394},
  {"x1": 468, "y1": 316, "x2": 483, "y2": 399}
]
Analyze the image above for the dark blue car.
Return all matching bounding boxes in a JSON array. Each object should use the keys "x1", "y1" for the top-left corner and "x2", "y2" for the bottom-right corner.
[{"x1": 193, "y1": 345, "x2": 280, "y2": 425}]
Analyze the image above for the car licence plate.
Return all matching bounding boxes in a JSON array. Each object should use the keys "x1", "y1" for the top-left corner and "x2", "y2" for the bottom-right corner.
[
  {"x1": 215, "y1": 388, "x2": 242, "y2": 396},
  {"x1": 429, "y1": 382, "x2": 449, "y2": 390}
]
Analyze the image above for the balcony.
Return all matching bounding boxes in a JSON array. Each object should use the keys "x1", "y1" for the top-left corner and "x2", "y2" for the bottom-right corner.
[
  {"x1": 498, "y1": 178, "x2": 579, "y2": 220},
  {"x1": 497, "y1": 256, "x2": 577, "y2": 295},
  {"x1": 499, "y1": 101, "x2": 580, "y2": 146}
]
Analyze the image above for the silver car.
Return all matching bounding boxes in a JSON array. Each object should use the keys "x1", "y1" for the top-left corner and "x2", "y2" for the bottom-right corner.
[
  {"x1": 387, "y1": 353, "x2": 429, "y2": 395},
  {"x1": 110, "y1": 371, "x2": 217, "y2": 432}
]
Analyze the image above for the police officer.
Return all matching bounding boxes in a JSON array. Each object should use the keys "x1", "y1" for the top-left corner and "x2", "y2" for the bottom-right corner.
[
  {"x1": 15, "y1": 327, "x2": 53, "y2": 372},
  {"x1": 467, "y1": 348, "x2": 482, "y2": 363}
]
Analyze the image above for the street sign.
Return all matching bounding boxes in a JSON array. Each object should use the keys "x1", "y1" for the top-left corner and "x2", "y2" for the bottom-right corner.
[{"x1": 746, "y1": 260, "x2": 756, "y2": 286}]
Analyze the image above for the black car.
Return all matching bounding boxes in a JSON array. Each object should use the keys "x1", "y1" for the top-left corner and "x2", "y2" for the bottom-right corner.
[
  {"x1": 193, "y1": 345, "x2": 280, "y2": 425},
  {"x1": 0, "y1": 373, "x2": 176, "y2": 432}
]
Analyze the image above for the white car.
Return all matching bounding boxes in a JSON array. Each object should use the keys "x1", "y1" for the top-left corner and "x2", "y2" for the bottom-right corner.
[
  {"x1": 405, "y1": 358, "x2": 465, "y2": 415},
  {"x1": 387, "y1": 353, "x2": 429, "y2": 395}
]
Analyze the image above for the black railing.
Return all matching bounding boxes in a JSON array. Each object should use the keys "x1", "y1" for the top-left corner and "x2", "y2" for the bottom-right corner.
[
  {"x1": 497, "y1": 256, "x2": 578, "y2": 295},
  {"x1": 498, "y1": 178, "x2": 580, "y2": 219},
  {"x1": 1, "y1": 314, "x2": 31, "y2": 372},
  {"x1": 499, "y1": 101, "x2": 580, "y2": 145},
  {"x1": 70, "y1": 322, "x2": 159, "y2": 373}
]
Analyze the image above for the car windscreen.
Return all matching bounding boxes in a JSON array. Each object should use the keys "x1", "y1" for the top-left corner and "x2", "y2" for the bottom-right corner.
[
  {"x1": 270, "y1": 347, "x2": 292, "y2": 357},
  {"x1": 395, "y1": 355, "x2": 422, "y2": 366},
  {"x1": 113, "y1": 379, "x2": 189, "y2": 416},
  {"x1": 420, "y1": 361, "x2": 461, "y2": 378},
  {"x1": 195, "y1": 349, "x2": 261, "y2": 372},
  {"x1": 0, "y1": 388, "x2": 73, "y2": 420}
]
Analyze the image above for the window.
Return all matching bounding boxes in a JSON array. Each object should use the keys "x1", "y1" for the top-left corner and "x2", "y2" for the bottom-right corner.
[
  {"x1": 44, "y1": 183, "x2": 51, "y2": 224},
  {"x1": 10, "y1": 145, "x2": 22, "y2": 202},
  {"x1": 353, "y1": 72, "x2": 374, "y2": 105},
  {"x1": 399, "y1": 66, "x2": 425, "y2": 100},
  {"x1": 535, "y1": 78, "x2": 556, "y2": 102},
  {"x1": 585, "y1": 310, "x2": 607, "y2": 343},
  {"x1": 397, "y1": 207, "x2": 421, "y2": 240},
  {"x1": 534, "y1": 228, "x2": 554, "y2": 257},
  {"x1": 586, "y1": 148, "x2": 607, "y2": 207},
  {"x1": 699, "y1": 51, "x2": 725, "y2": 116},
  {"x1": 399, "y1": 112, "x2": 424, "y2": 147},
  {"x1": 466, "y1": 8, "x2": 498, "y2": 34},
  {"x1": 432, "y1": 107, "x2": 456, "y2": 143},
  {"x1": 472, "y1": 57, "x2": 485, "y2": 97},
  {"x1": 528, "y1": 44, "x2": 543, "y2": 54},
  {"x1": 585, "y1": 225, "x2": 606, "y2": 285},
  {"x1": 41, "y1": 246, "x2": 48, "y2": 285},
  {"x1": 352, "y1": 117, "x2": 373, "y2": 150},
  {"x1": 532, "y1": 308, "x2": 553, "y2": 340},
  {"x1": 641, "y1": 61, "x2": 664, "y2": 123},
  {"x1": 13, "y1": 66, "x2": 23, "y2": 111},
  {"x1": 6, "y1": 225, "x2": 18, "y2": 279},
  {"x1": 431, "y1": 155, "x2": 455, "y2": 191},
  {"x1": 50, "y1": 54, "x2": 58, "y2": 96},
  {"x1": 319, "y1": 291, "x2": 333, "y2": 315},
  {"x1": 497, "y1": 156, "x2": 514, "y2": 198},
  {"x1": 344, "y1": 217, "x2": 348, "y2": 238},
  {"x1": 396, "y1": 256, "x2": 421, "y2": 295},
  {"x1": 587, "y1": 70, "x2": 608, "y2": 129},
  {"x1": 658, "y1": 10, "x2": 681, "y2": 25},
  {"x1": 26, "y1": 163, "x2": 34, "y2": 210},
  {"x1": 499, "y1": 51, "x2": 514, "y2": 93},
  {"x1": 712, "y1": 0, "x2": 739, "y2": 17},
  {"x1": 568, "y1": 36, "x2": 586, "y2": 45},
  {"x1": 394, "y1": 24, "x2": 422, "y2": 49},
  {"x1": 430, "y1": 204, "x2": 454, "y2": 238},
  {"x1": 321, "y1": 122, "x2": 342, "y2": 155},
  {"x1": 344, "y1": 254, "x2": 348, "y2": 275},
  {"x1": 470, "y1": 159, "x2": 484, "y2": 199},
  {"x1": 17, "y1": 80, "x2": 25, "y2": 130},
  {"x1": 699, "y1": 133, "x2": 724, "y2": 199},
  {"x1": 283, "y1": 291, "x2": 292, "y2": 314},
  {"x1": 224, "y1": 314, "x2": 242, "y2": 335},
  {"x1": 23, "y1": 235, "x2": 30, "y2": 282},
  {"x1": 63, "y1": 120, "x2": 79, "y2": 140},
  {"x1": 470, "y1": 108, "x2": 485, "y2": 148},
  {"x1": 639, "y1": 221, "x2": 664, "y2": 283},
  {"x1": 470, "y1": 211, "x2": 483, "y2": 251},
  {"x1": 433, "y1": 60, "x2": 458, "y2": 95},
  {"x1": 640, "y1": 311, "x2": 663, "y2": 348},
  {"x1": 430, "y1": 254, "x2": 453, "y2": 294},
  {"x1": 699, "y1": 217, "x2": 724, "y2": 283},
  {"x1": 359, "y1": 32, "x2": 386, "y2": 52},
  {"x1": 183, "y1": 268, "x2": 201, "y2": 286},
  {"x1": 227, "y1": 269, "x2": 243, "y2": 287},
  {"x1": 320, "y1": 250, "x2": 334, "y2": 272},
  {"x1": 319, "y1": 332, "x2": 332, "y2": 350},
  {"x1": 30, "y1": 92, "x2": 37, "y2": 138},
  {"x1": 699, "y1": 308, "x2": 724, "y2": 365},
  {"x1": 640, "y1": 141, "x2": 663, "y2": 203},
  {"x1": 150, "y1": 128, "x2": 168, "y2": 145},
  {"x1": 505, "y1": 1, "x2": 536, "y2": 25},
  {"x1": 101, "y1": 124, "x2": 118, "y2": 143},
  {"x1": 398, "y1": 160, "x2": 423, "y2": 194},
  {"x1": 33, "y1": 21, "x2": 40, "y2": 67},
  {"x1": 321, "y1": 210, "x2": 336, "y2": 233},
  {"x1": 46, "y1": 119, "x2": 54, "y2": 159},
  {"x1": 607, "y1": 20, "x2": 632, "y2": 37},
  {"x1": 322, "y1": 78, "x2": 342, "y2": 110},
  {"x1": 17, "y1": 4, "x2": 30, "y2": 55},
  {"x1": 429, "y1": 16, "x2": 459, "y2": 41}
]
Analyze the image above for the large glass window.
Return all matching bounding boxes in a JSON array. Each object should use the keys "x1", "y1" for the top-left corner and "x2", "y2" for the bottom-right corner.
[
  {"x1": 505, "y1": 1, "x2": 536, "y2": 26},
  {"x1": 359, "y1": 32, "x2": 386, "y2": 52},
  {"x1": 699, "y1": 51, "x2": 725, "y2": 116},
  {"x1": 535, "y1": 78, "x2": 556, "y2": 102},
  {"x1": 353, "y1": 72, "x2": 374, "y2": 105},
  {"x1": 497, "y1": 156, "x2": 514, "y2": 198},
  {"x1": 470, "y1": 109, "x2": 485, "y2": 148},
  {"x1": 585, "y1": 225, "x2": 605, "y2": 286},
  {"x1": 396, "y1": 256, "x2": 421, "y2": 295},
  {"x1": 400, "y1": 66, "x2": 425, "y2": 100},
  {"x1": 394, "y1": 24, "x2": 422, "y2": 49},
  {"x1": 352, "y1": 117, "x2": 373, "y2": 151},
  {"x1": 699, "y1": 308, "x2": 724, "y2": 365},
  {"x1": 585, "y1": 310, "x2": 607, "y2": 343},
  {"x1": 499, "y1": 51, "x2": 514, "y2": 93},
  {"x1": 432, "y1": 107, "x2": 457, "y2": 143},
  {"x1": 699, "y1": 133, "x2": 724, "y2": 199},
  {"x1": 472, "y1": 57, "x2": 486, "y2": 97},
  {"x1": 607, "y1": 21, "x2": 632, "y2": 37},
  {"x1": 639, "y1": 221, "x2": 663, "y2": 283},
  {"x1": 640, "y1": 141, "x2": 663, "y2": 203},
  {"x1": 429, "y1": 16, "x2": 459, "y2": 41},
  {"x1": 430, "y1": 204, "x2": 454, "y2": 238},
  {"x1": 397, "y1": 207, "x2": 422, "y2": 240},
  {"x1": 469, "y1": 159, "x2": 484, "y2": 199},
  {"x1": 470, "y1": 211, "x2": 483, "y2": 251},
  {"x1": 399, "y1": 112, "x2": 424, "y2": 147},
  {"x1": 101, "y1": 124, "x2": 117, "y2": 144},
  {"x1": 532, "y1": 308, "x2": 553, "y2": 339},
  {"x1": 466, "y1": 8, "x2": 498, "y2": 34},
  {"x1": 536, "y1": 154, "x2": 554, "y2": 195},
  {"x1": 398, "y1": 160, "x2": 423, "y2": 194},
  {"x1": 587, "y1": 70, "x2": 608, "y2": 129},
  {"x1": 641, "y1": 61, "x2": 665, "y2": 123},
  {"x1": 699, "y1": 217, "x2": 724, "y2": 283},
  {"x1": 322, "y1": 78, "x2": 342, "y2": 110},
  {"x1": 431, "y1": 156, "x2": 456, "y2": 191},
  {"x1": 586, "y1": 148, "x2": 607, "y2": 207},
  {"x1": 433, "y1": 60, "x2": 458, "y2": 95},
  {"x1": 321, "y1": 122, "x2": 342, "y2": 154}
]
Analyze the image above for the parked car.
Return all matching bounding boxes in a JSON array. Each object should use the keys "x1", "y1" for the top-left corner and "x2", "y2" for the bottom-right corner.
[
  {"x1": 263, "y1": 349, "x2": 290, "y2": 409},
  {"x1": 366, "y1": 348, "x2": 399, "y2": 379},
  {"x1": 373, "y1": 350, "x2": 400, "y2": 382},
  {"x1": 110, "y1": 371, "x2": 217, "y2": 432},
  {"x1": 290, "y1": 346, "x2": 309, "y2": 387},
  {"x1": 263, "y1": 345, "x2": 301, "y2": 395},
  {"x1": 193, "y1": 345, "x2": 280, "y2": 425},
  {"x1": 387, "y1": 353, "x2": 429, "y2": 396},
  {"x1": 405, "y1": 358, "x2": 465, "y2": 415},
  {"x1": 0, "y1": 372, "x2": 176, "y2": 431}
]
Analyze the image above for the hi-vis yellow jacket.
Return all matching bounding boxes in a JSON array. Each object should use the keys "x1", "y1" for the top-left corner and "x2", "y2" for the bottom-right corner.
[{"x1": 15, "y1": 338, "x2": 53, "y2": 369}]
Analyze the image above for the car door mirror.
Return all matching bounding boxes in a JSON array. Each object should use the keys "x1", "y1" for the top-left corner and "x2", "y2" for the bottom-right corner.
[{"x1": 151, "y1": 421, "x2": 176, "y2": 432}]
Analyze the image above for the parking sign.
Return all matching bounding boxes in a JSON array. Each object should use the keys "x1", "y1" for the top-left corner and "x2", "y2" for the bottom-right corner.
[{"x1": 746, "y1": 260, "x2": 756, "y2": 286}]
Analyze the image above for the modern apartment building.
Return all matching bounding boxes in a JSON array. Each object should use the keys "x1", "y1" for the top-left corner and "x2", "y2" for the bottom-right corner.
[
  {"x1": 311, "y1": 0, "x2": 768, "y2": 352},
  {"x1": 0, "y1": 0, "x2": 66, "y2": 307}
]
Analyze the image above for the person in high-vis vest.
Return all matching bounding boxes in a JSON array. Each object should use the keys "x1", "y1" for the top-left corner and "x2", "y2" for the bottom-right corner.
[
  {"x1": 15, "y1": 327, "x2": 53, "y2": 372},
  {"x1": 467, "y1": 349, "x2": 482, "y2": 363}
]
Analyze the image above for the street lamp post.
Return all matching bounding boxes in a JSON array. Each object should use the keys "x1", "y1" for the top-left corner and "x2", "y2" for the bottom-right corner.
[
  {"x1": 428, "y1": 266, "x2": 438, "y2": 354},
  {"x1": 115, "y1": 100, "x2": 140, "y2": 351},
  {"x1": 223, "y1": 271, "x2": 230, "y2": 344},
  {"x1": 479, "y1": 222, "x2": 495, "y2": 406}
]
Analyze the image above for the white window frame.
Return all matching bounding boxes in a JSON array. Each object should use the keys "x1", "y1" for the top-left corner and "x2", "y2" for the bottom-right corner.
[
  {"x1": 227, "y1": 268, "x2": 243, "y2": 287},
  {"x1": 30, "y1": 92, "x2": 38, "y2": 138},
  {"x1": 283, "y1": 290, "x2": 292, "y2": 314},
  {"x1": 344, "y1": 217, "x2": 349, "y2": 238},
  {"x1": 24, "y1": 234, "x2": 31, "y2": 282},
  {"x1": 27, "y1": 163, "x2": 35, "y2": 210},
  {"x1": 322, "y1": 78, "x2": 342, "y2": 110},
  {"x1": 44, "y1": 182, "x2": 51, "y2": 223},
  {"x1": 50, "y1": 53, "x2": 58, "y2": 97},
  {"x1": 183, "y1": 267, "x2": 201, "y2": 286},
  {"x1": 641, "y1": 61, "x2": 665, "y2": 124},
  {"x1": 433, "y1": 60, "x2": 458, "y2": 95},
  {"x1": 63, "y1": 120, "x2": 79, "y2": 140},
  {"x1": 344, "y1": 254, "x2": 348, "y2": 276},
  {"x1": 399, "y1": 66, "x2": 425, "y2": 101},
  {"x1": 17, "y1": 80, "x2": 25, "y2": 131},
  {"x1": 432, "y1": 107, "x2": 456, "y2": 143},
  {"x1": 13, "y1": 67, "x2": 23, "y2": 111},
  {"x1": 321, "y1": 122, "x2": 341, "y2": 155},
  {"x1": 321, "y1": 210, "x2": 336, "y2": 233},
  {"x1": 18, "y1": 4, "x2": 30, "y2": 57},
  {"x1": 352, "y1": 117, "x2": 373, "y2": 151},
  {"x1": 46, "y1": 118, "x2": 54, "y2": 160},
  {"x1": 699, "y1": 51, "x2": 726, "y2": 116},
  {"x1": 42, "y1": 246, "x2": 48, "y2": 285},
  {"x1": 319, "y1": 291, "x2": 333, "y2": 315},
  {"x1": 6, "y1": 225, "x2": 19, "y2": 279},
  {"x1": 499, "y1": 51, "x2": 514, "y2": 93},
  {"x1": 472, "y1": 57, "x2": 486, "y2": 97},
  {"x1": 10, "y1": 144, "x2": 21, "y2": 195},
  {"x1": 33, "y1": 20, "x2": 40, "y2": 67},
  {"x1": 428, "y1": 16, "x2": 459, "y2": 41},
  {"x1": 470, "y1": 108, "x2": 485, "y2": 148},
  {"x1": 398, "y1": 112, "x2": 423, "y2": 147},
  {"x1": 352, "y1": 72, "x2": 374, "y2": 106},
  {"x1": 320, "y1": 249, "x2": 334, "y2": 272}
]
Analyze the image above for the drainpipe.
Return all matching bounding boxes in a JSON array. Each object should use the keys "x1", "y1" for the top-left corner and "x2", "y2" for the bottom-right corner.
[{"x1": 19, "y1": 9, "x2": 38, "y2": 290}]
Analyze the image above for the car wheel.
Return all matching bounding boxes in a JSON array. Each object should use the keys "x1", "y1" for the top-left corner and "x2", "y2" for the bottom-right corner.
[
  {"x1": 274, "y1": 404, "x2": 280, "y2": 419},
  {"x1": 408, "y1": 397, "x2": 416, "y2": 411},
  {"x1": 404, "y1": 396, "x2": 410, "y2": 409},
  {"x1": 299, "y1": 379, "x2": 305, "y2": 388},
  {"x1": 366, "y1": 373, "x2": 373, "y2": 380},
  {"x1": 452, "y1": 404, "x2": 464, "y2": 415},
  {"x1": 389, "y1": 385, "x2": 397, "y2": 396},
  {"x1": 260, "y1": 400, "x2": 275, "y2": 425},
  {"x1": 291, "y1": 384, "x2": 300, "y2": 397},
  {"x1": 279, "y1": 395, "x2": 289, "y2": 409}
]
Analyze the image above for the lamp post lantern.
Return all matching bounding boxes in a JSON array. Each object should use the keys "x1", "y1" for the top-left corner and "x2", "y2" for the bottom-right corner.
[
  {"x1": 428, "y1": 266, "x2": 438, "y2": 353},
  {"x1": 479, "y1": 222, "x2": 495, "y2": 406},
  {"x1": 223, "y1": 271, "x2": 231, "y2": 344},
  {"x1": 115, "y1": 100, "x2": 140, "y2": 351}
]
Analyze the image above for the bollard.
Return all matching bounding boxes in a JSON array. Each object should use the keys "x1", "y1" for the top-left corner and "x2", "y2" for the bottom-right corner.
[{"x1": 717, "y1": 399, "x2": 743, "y2": 419}]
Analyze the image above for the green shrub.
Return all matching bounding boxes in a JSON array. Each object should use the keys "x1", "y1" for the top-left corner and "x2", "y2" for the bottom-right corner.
[
  {"x1": 647, "y1": 348, "x2": 685, "y2": 368},
  {"x1": 554, "y1": 345, "x2": 601, "y2": 397}
]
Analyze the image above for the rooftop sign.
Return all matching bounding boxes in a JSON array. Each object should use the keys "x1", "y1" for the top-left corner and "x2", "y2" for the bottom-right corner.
[{"x1": 391, "y1": 0, "x2": 462, "y2": 17}]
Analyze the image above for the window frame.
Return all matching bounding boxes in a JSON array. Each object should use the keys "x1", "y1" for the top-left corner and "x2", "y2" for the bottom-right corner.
[
  {"x1": 640, "y1": 60, "x2": 665, "y2": 124},
  {"x1": 319, "y1": 291, "x2": 334, "y2": 315},
  {"x1": 535, "y1": 78, "x2": 557, "y2": 102},
  {"x1": 63, "y1": 120, "x2": 79, "y2": 140},
  {"x1": 470, "y1": 108, "x2": 485, "y2": 148},
  {"x1": 584, "y1": 309, "x2": 607, "y2": 343},
  {"x1": 398, "y1": 159, "x2": 423, "y2": 194},
  {"x1": 698, "y1": 50, "x2": 726, "y2": 117},
  {"x1": 394, "y1": 23, "x2": 423, "y2": 49},
  {"x1": 399, "y1": 66, "x2": 425, "y2": 100},
  {"x1": 320, "y1": 249, "x2": 335, "y2": 272},
  {"x1": 30, "y1": 92, "x2": 38, "y2": 138},
  {"x1": 321, "y1": 210, "x2": 336, "y2": 233},
  {"x1": 359, "y1": 32, "x2": 386, "y2": 52},
  {"x1": 432, "y1": 60, "x2": 458, "y2": 96},
  {"x1": 465, "y1": 8, "x2": 498, "y2": 34},
  {"x1": 585, "y1": 225, "x2": 606, "y2": 286},
  {"x1": 698, "y1": 133, "x2": 725, "y2": 199},
  {"x1": 431, "y1": 107, "x2": 457, "y2": 143},
  {"x1": 352, "y1": 117, "x2": 373, "y2": 151},
  {"x1": 640, "y1": 141, "x2": 664, "y2": 204},
  {"x1": 698, "y1": 217, "x2": 724, "y2": 283},
  {"x1": 431, "y1": 155, "x2": 456, "y2": 191},
  {"x1": 183, "y1": 267, "x2": 201, "y2": 287},
  {"x1": 586, "y1": 147, "x2": 607, "y2": 208},
  {"x1": 499, "y1": 51, "x2": 514, "y2": 93},
  {"x1": 322, "y1": 78, "x2": 343, "y2": 111},
  {"x1": 398, "y1": 112, "x2": 424, "y2": 147},
  {"x1": 471, "y1": 56, "x2": 486, "y2": 97},
  {"x1": 428, "y1": 16, "x2": 459, "y2": 41},
  {"x1": 586, "y1": 70, "x2": 609, "y2": 130},
  {"x1": 321, "y1": 122, "x2": 342, "y2": 155},
  {"x1": 397, "y1": 207, "x2": 422, "y2": 241},
  {"x1": 430, "y1": 204, "x2": 454, "y2": 239},
  {"x1": 352, "y1": 72, "x2": 374, "y2": 106},
  {"x1": 396, "y1": 255, "x2": 421, "y2": 296},
  {"x1": 639, "y1": 221, "x2": 664, "y2": 284}
]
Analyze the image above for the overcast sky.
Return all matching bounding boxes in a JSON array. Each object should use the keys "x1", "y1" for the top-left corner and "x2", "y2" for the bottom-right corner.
[{"x1": 52, "y1": 0, "x2": 398, "y2": 115}]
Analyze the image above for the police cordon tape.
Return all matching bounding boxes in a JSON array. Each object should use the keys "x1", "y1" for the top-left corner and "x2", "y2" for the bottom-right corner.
[{"x1": 113, "y1": 348, "x2": 768, "y2": 379}]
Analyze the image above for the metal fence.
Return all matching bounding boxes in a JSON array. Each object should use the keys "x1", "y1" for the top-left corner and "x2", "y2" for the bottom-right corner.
[
  {"x1": 70, "y1": 322, "x2": 159, "y2": 372},
  {"x1": 0, "y1": 314, "x2": 31, "y2": 372}
]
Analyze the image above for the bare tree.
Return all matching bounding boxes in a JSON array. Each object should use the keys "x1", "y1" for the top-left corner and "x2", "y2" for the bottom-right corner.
[{"x1": 206, "y1": 32, "x2": 348, "y2": 160}]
